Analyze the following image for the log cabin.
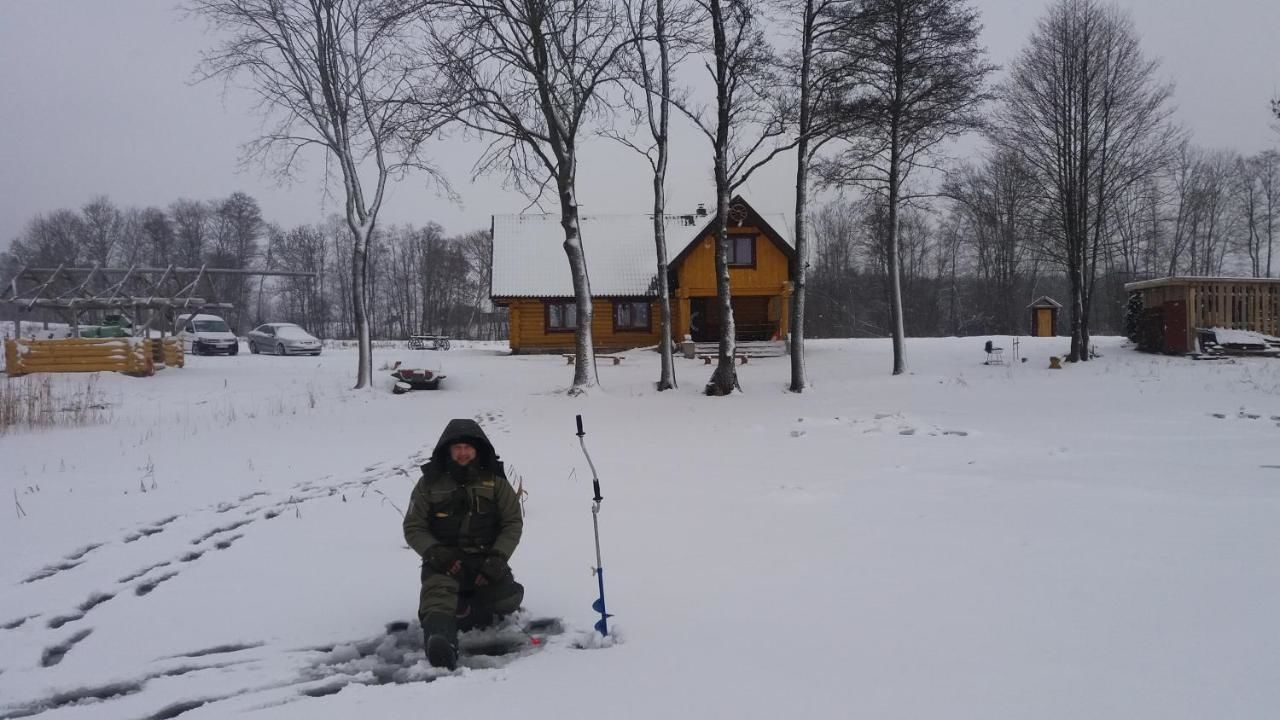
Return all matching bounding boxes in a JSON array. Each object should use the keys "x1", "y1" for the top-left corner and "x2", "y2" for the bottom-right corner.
[{"x1": 491, "y1": 197, "x2": 794, "y2": 354}]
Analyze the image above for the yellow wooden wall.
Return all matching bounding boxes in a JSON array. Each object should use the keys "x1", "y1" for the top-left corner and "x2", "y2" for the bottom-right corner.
[
  {"x1": 672, "y1": 227, "x2": 793, "y2": 340},
  {"x1": 505, "y1": 298, "x2": 661, "y2": 353},
  {"x1": 3, "y1": 337, "x2": 183, "y2": 377},
  {"x1": 675, "y1": 227, "x2": 791, "y2": 297}
]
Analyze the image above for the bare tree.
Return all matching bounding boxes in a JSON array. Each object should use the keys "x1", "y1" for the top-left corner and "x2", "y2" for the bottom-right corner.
[
  {"x1": 139, "y1": 207, "x2": 177, "y2": 267},
  {"x1": 943, "y1": 149, "x2": 1039, "y2": 333},
  {"x1": 190, "y1": 0, "x2": 440, "y2": 388},
  {"x1": 1238, "y1": 150, "x2": 1279, "y2": 277},
  {"x1": 8, "y1": 211, "x2": 84, "y2": 267},
  {"x1": 781, "y1": 0, "x2": 855, "y2": 391},
  {"x1": 407, "y1": 0, "x2": 631, "y2": 394},
  {"x1": 674, "y1": 0, "x2": 796, "y2": 395},
  {"x1": 80, "y1": 197, "x2": 123, "y2": 267},
  {"x1": 170, "y1": 198, "x2": 213, "y2": 267},
  {"x1": 208, "y1": 192, "x2": 265, "y2": 332},
  {"x1": 819, "y1": 0, "x2": 993, "y2": 375},
  {"x1": 994, "y1": 0, "x2": 1174, "y2": 362},
  {"x1": 617, "y1": 0, "x2": 698, "y2": 391},
  {"x1": 455, "y1": 229, "x2": 495, "y2": 337},
  {"x1": 806, "y1": 199, "x2": 864, "y2": 337}
]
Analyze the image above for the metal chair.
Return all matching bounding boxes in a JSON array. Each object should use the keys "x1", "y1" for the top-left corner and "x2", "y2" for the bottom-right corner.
[{"x1": 984, "y1": 340, "x2": 1005, "y2": 365}]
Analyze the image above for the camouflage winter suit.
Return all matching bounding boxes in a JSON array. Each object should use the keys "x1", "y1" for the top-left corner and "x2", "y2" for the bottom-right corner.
[{"x1": 403, "y1": 419, "x2": 524, "y2": 625}]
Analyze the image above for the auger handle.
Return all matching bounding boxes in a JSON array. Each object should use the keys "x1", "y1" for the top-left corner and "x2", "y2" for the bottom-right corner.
[{"x1": 575, "y1": 415, "x2": 603, "y2": 503}]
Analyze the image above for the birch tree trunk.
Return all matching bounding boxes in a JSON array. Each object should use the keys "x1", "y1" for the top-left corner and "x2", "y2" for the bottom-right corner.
[
  {"x1": 558, "y1": 174, "x2": 597, "y2": 390},
  {"x1": 706, "y1": 0, "x2": 739, "y2": 396},
  {"x1": 886, "y1": 140, "x2": 906, "y2": 375},
  {"x1": 351, "y1": 223, "x2": 373, "y2": 388}
]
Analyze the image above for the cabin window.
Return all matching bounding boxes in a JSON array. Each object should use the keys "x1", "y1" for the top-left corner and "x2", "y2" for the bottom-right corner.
[
  {"x1": 728, "y1": 235, "x2": 755, "y2": 267},
  {"x1": 613, "y1": 300, "x2": 651, "y2": 332},
  {"x1": 546, "y1": 301, "x2": 578, "y2": 332}
]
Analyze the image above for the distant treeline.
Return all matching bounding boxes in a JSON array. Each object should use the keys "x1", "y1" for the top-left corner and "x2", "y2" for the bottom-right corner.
[
  {"x1": 0, "y1": 193, "x2": 500, "y2": 341},
  {"x1": 5, "y1": 161, "x2": 1279, "y2": 341}
]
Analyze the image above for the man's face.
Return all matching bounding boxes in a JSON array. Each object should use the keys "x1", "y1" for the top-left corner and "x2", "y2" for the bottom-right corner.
[{"x1": 450, "y1": 442, "x2": 477, "y2": 466}]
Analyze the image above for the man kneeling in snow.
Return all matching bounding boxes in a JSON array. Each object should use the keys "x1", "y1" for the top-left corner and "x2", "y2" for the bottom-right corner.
[{"x1": 404, "y1": 419, "x2": 524, "y2": 669}]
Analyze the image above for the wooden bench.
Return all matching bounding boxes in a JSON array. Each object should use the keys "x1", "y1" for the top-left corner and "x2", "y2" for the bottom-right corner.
[
  {"x1": 697, "y1": 354, "x2": 748, "y2": 365},
  {"x1": 563, "y1": 353, "x2": 623, "y2": 365},
  {"x1": 408, "y1": 334, "x2": 450, "y2": 350}
]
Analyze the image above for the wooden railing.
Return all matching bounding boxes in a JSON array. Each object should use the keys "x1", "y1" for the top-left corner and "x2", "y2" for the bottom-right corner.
[
  {"x1": 4, "y1": 337, "x2": 183, "y2": 377},
  {"x1": 1189, "y1": 281, "x2": 1280, "y2": 336}
]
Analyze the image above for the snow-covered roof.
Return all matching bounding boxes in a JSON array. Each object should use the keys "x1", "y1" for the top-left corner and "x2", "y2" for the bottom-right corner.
[
  {"x1": 1125, "y1": 276, "x2": 1280, "y2": 291},
  {"x1": 491, "y1": 203, "x2": 793, "y2": 299},
  {"x1": 1027, "y1": 295, "x2": 1062, "y2": 309}
]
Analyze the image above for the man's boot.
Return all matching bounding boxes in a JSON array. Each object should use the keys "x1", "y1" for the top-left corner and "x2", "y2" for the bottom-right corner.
[
  {"x1": 458, "y1": 605, "x2": 495, "y2": 632},
  {"x1": 421, "y1": 612, "x2": 458, "y2": 670}
]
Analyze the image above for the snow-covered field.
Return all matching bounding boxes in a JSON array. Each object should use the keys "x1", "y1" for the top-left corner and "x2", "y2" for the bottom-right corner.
[{"x1": 2, "y1": 336, "x2": 1279, "y2": 719}]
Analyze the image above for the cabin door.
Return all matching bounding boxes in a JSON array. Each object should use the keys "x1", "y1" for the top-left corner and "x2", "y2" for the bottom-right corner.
[
  {"x1": 689, "y1": 298, "x2": 714, "y2": 342},
  {"x1": 1163, "y1": 300, "x2": 1188, "y2": 353},
  {"x1": 1035, "y1": 308, "x2": 1053, "y2": 337}
]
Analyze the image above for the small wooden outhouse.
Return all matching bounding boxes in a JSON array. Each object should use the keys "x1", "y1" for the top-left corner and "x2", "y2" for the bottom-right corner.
[{"x1": 1027, "y1": 296, "x2": 1061, "y2": 337}]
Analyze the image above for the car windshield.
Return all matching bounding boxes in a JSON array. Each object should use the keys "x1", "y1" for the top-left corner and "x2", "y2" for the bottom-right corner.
[
  {"x1": 276, "y1": 326, "x2": 311, "y2": 340},
  {"x1": 194, "y1": 320, "x2": 230, "y2": 333}
]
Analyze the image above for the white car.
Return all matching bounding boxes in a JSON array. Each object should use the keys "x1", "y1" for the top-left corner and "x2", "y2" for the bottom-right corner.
[
  {"x1": 247, "y1": 323, "x2": 323, "y2": 356},
  {"x1": 177, "y1": 313, "x2": 239, "y2": 355}
]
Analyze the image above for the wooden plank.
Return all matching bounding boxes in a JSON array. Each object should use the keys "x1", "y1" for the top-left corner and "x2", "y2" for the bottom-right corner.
[{"x1": 19, "y1": 363, "x2": 131, "y2": 373}]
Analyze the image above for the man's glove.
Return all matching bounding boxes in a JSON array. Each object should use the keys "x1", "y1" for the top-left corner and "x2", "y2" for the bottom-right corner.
[
  {"x1": 425, "y1": 545, "x2": 463, "y2": 576},
  {"x1": 478, "y1": 554, "x2": 512, "y2": 584}
]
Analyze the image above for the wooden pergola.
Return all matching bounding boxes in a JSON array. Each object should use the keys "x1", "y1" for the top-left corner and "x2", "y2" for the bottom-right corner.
[
  {"x1": 1, "y1": 264, "x2": 317, "y2": 339},
  {"x1": 1124, "y1": 276, "x2": 1280, "y2": 353}
]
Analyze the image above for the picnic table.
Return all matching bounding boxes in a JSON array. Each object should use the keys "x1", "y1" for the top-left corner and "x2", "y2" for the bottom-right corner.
[{"x1": 408, "y1": 334, "x2": 451, "y2": 351}]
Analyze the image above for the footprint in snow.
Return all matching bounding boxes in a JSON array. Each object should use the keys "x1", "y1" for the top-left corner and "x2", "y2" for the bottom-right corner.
[
  {"x1": 166, "y1": 642, "x2": 264, "y2": 660},
  {"x1": 190, "y1": 519, "x2": 253, "y2": 545},
  {"x1": 41, "y1": 628, "x2": 93, "y2": 667},
  {"x1": 1, "y1": 614, "x2": 39, "y2": 631},
  {"x1": 135, "y1": 571, "x2": 180, "y2": 597},
  {"x1": 475, "y1": 410, "x2": 511, "y2": 435},
  {"x1": 45, "y1": 592, "x2": 115, "y2": 630},
  {"x1": 21, "y1": 560, "x2": 84, "y2": 585},
  {"x1": 119, "y1": 561, "x2": 173, "y2": 584}
]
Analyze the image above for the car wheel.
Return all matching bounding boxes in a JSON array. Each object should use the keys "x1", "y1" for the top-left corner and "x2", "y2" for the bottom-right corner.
[
  {"x1": 190, "y1": 342, "x2": 201, "y2": 356},
  {"x1": 229, "y1": 342, "x2": 239, "y2": 356},
  {"x1": 276, "y1": 343, "x2": 286, "y2": 356},
  {"x1": 249, "y1": 341, "x2": 258, "y2": 354}
]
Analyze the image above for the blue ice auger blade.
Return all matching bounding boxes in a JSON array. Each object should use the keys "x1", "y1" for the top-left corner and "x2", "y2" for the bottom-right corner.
[{"x1": 594, "y1": 618, "x2": 610, "y2": 635}]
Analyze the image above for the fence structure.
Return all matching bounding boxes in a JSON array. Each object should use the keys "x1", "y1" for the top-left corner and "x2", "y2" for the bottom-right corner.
[
  {"x1": 3, "y1": 337, "x2": 183, "y2": 377},
  {"x1": 1125, "y1": 277, "x2": 1280, "y2": 353}
]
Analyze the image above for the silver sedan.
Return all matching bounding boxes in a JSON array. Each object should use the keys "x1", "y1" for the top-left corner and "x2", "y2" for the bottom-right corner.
[{"x1": 247, "y1": 323, "x2": 323, "y2": 356}]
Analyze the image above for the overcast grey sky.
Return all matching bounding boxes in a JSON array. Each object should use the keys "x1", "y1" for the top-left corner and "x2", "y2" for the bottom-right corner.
[{"x1": 1, "y1": 0, "x2": 1278, "y2": 250}]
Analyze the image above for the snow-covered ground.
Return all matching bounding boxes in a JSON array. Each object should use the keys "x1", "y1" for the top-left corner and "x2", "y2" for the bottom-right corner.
[{"x1": 2, "y1": 336, "x2": 1279, "y2": 719}]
